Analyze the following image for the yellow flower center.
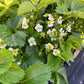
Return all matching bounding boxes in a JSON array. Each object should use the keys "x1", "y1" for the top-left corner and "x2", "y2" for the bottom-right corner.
[
  {"x1": 40, "y1": 33, "x2": 45, "y2": 37},
  {"x1": 67, "y1": 28, "x2": 70, "y2": 31},
  {"x1": 52, "y1": 37, "x2": 55, "y2": 39},
  {"x1": 13, "y1": 49, "x2": 18, "y2": 55},
  {"x1": 51, "y1": 15, "x2": 53, "y2": 18},
  {"x1": 37, "y1": 26, "x2": 41, "y2": 30},
  {"x1": 61, "y1": 31, "x2": 64, "y2": 34},
  {"x1": 26, "y1": 19, "x2": 29, "y2": 23},
  {"x1": 58, "y1": 18, "x2": 61, "y2": 21},
  {"x1": 45, "y1": 13, "x2": 48, "y2": 16},
  {"x1": 23, "y1": 24, "x2": 27, "y2": 27},
  {"x1": 30, "y1": 40, "x2": 34, "y2": 44},
  {"x1": 48, "y1": 21, "x2": 52, "y2": 25},
  {"x1": 48, "y1": 45, "x2": 52, "y2": 49},
  {"x1": 0, "y1": 41, "x2": 4, "y2": 46},
  {"x1": 50, "y1": 31, "x2": 53, "y2": 34},
  {"x1": 54, "y1": 50, "x2": 58, "y2": 54},
  {"x1": 55, "y1": 44, "x2": 58, "y2": 48}
]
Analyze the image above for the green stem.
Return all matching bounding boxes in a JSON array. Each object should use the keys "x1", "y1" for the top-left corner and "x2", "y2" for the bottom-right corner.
[{"x1": 63, "y1": 16, "x2": 72, "y2": 21}]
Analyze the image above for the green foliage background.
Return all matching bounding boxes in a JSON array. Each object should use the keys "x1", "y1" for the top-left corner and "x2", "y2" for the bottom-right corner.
[{"x1": 0, "y1": 0, "x2": 84, "y2": 84}]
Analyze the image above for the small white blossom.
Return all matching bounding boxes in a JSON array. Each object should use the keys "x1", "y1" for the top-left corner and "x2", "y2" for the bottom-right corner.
[
  {"x1": 22, "y1": 17, "x2": 29, "y2": 24},
  {"x1": 53, "y1": 49, "x2": 60, "y2": 56},
  {"x1": 45, "y1": 43, "x2": 54, "y2": 50},
  {"x1": 17, "y1": 62, "x2": 21, "y2": 65},
  {"x1": 9, "y1": 48, "x2": 18, "y2": 56},
  {"x1": 28, "y1": 37, "x2": 36, "y2": 46},
  {"x1": 51, "y1": 37, "x2": 56, "y2": 41},
  {"x1": 48, "y1": 14, "x2": 54, "y2": 21},
  {"x1": 57, "y1": 16, "x2": 63, "y2": 24},
  {"x1": 59, "y1": 28, "x2": 65, "y2": 36},
  {"x1": 48, "y1": 20, "x2": 54, "y2": 27},
  {"x1": 35, "y1": 24, "x2": 43, "y2": 32},
  {"x1": 22, "y1": 24, "x2": 29, "y2": 29},
  {"x1": 66, "y1": 26, "x2": 71, "y2": 32},
  {"x1": 43, "y1": 13, "x2": 49, "y2": 17},
  {"x1": 0, "y1": 38, "x2": 6, "y2": 49},
  {"x1": 47, "y1": 29, "x2": 56, "y2": 37}
]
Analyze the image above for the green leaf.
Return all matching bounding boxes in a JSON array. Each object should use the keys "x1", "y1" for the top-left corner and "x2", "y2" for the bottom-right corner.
[
  {"x1": 60, "y1": 42, "x2": 74, "y2": 62},
  {"x1": 71, "y1": 0, "x2": 84, "y2": 11},
  {"x1": 21, "y1": 62, "x2": 51, "y2": 84},
  {"x1": 56, "y1": 73, "x2": 66, "y2": 84},
  {"x1": 47, "y1": 53, "x2": 61, "y2": 71},
  {"x1": 18, "y1": 1, "x2": 35, "y2": 15},
  {"x1": 0, "y1": 49, "x2": 14, "y2": 74},
  {"x1": 56, "y1": 0, "x2": 84, "y2": 19},
  {"x1": 4, "y1": 0, "x2": 20, "y2": 7},
  {"x1": 56, "y1": 67, "x2": 68, "y2": 84},
  {"x1": 31, "y1": 0, "x2": 38, "y2": 5},
  {"x1": 25, "y1": 46, "x2": 39, "y2": 56},
  {"x1": 56, "y1": 3, "x2": 68, "y2": 14},
  {"x1": 64, "y1": 0, "x2": 73, "y2": 9},
  {"x1": 64, "y1": 43, "x2": 74, "y2": 62},
  {"x1": 21, "y1": 46, "x2": 46, "y2": 70},
  {"x1": 66, "y1": 35, "x2": 82, "y2": 50},
  {"x1": 60, "y1": 52, "x2": 69, "y2": 63},
  {"x1": 6, "y1": 16, "x2": 22, "y2": 31},
  {"x1": 0, "y1": 25, "x2": 26, "y2": 47},
  {"x1": 39, "y1": 0, "x2": 58, "y2": 9},
  {"x1": 0, "y1": 63, "x2": 25, "y2": 84}
]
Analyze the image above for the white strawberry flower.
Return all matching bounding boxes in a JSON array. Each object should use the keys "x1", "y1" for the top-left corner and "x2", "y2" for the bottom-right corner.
[
  {"x1": 0, "y1": 38, "x2": 6, "y2": 49},
  {"x1": 51, "y1": 37, "x2": 56, "y2": 41},
  {"x1": 35, "y1": 24, "x2": 43, "y2": 32},
  {"x1": 9, "y1": 48, "x2": 18, "y2": 56},
  {"x1": 48, "y1": 14, "x2": 54, "y2": 21},
  {"x1": 45, "y1": 43, "x2": 54, "y2": 50},
  {"x1": 47, "y1": 29, "x2": 56, "y2": 37},
  {"x1": 43, "y1": 13, "x2": 49, "y2": 17},
  {"x1": 66, "y1": 26, "x2": 71, "y2": 32},
  {"x1": 57, "y1": 16, "x2": 63, "y2": 24},
  {"x1": 48, "y1": 20, "x2": 54, "y2": 27},
  {"x1": 59, "y1": 28, "x2": 65, "y2": 36},
  {"x1": 22, "y1": 24, "x2": 29, "y2": 29},
  {"x1": 22, "y1": 17, "x2": 29, "y2": 24},
  {"x1": 53, "y1": 49, "x2": 60, "y2": 56},
  {"x1": 28, "y1": 37, "x2": 36, "y2": 46},
  {"x1": 17, "y1": 62, "x2": 21, "y2": 65}
]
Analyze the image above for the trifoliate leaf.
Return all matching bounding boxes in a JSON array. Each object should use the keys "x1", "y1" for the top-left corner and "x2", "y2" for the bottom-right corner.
[
  {"x1": 0, "y1": 63, "x2": 25, "y2": 84},
  {"x1": 0, "y1": 49, "x2": 14, "y2": 74},
  {"x1": 21, "y1": 62, "x2": 51, "y2": 84},
  {"x1": 0, "y1": 25, "x2": 26, "y2": 47}
]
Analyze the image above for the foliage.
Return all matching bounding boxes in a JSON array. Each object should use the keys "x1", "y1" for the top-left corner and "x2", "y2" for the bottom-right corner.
[{"x1": 0, "y1": 0, "x2": 84, "y2": 84}]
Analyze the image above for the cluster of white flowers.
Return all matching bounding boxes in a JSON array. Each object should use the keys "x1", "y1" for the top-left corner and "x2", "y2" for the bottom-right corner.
[
  {"x1": 22, "y1": 17, "x2": 29, "y2": 29},
  {"x1": 45, "y1": 43, "x2": 60, "y2": 56},
  {"x1": 43, "y1": 13, "x2": 55, "y2": 27},
  {"x1": 0, "y1": 38, "x2": 6, "y2": 49}
]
